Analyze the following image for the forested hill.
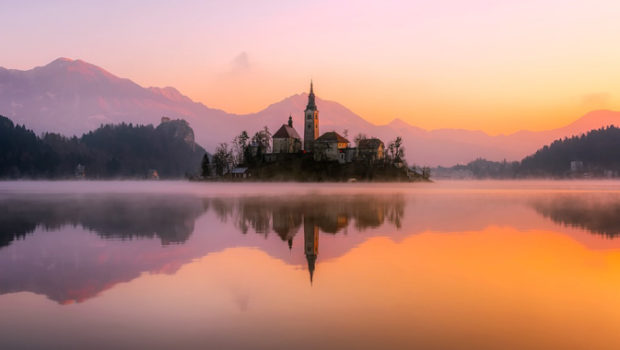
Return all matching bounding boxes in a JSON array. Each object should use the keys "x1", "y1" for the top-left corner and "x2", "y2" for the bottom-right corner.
[
  {"x1": 0, "y1": 115, "x2": 205, "y2": 179},
  {"x1": 434, "y1": 126, "x2": 620, "y2": 178},
  {"x1": 519, "y1": 126, "x2": 620, "y2": 177}
]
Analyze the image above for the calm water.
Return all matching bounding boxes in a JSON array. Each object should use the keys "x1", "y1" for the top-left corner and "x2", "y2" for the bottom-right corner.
[{"x1": 2, "y1": 181, "x2": 620, "y2": 349}]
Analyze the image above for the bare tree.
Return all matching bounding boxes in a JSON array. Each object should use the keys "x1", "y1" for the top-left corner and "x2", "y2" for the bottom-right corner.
[
  {"x1": 387, "y1": 136, "x2": 405, "y2": 164},
  {"x1": 252, "y1": 126, "x2": 272, "y2": 154},
  {"x1": 353, "y1": 133, "x2": 368, "y2": 147},
  {"x1": 213, "y1": 143, "x2": 234, "y2": 176},
  {"x1": 232, "y1": 130, "x2": 250, "y2": 165}
]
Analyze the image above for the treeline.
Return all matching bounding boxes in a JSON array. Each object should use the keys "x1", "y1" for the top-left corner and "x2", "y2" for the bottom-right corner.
[
  {"x1": 434, "y1": 126, "x2": 620, "y2": 179},
  {"x1": 433, "y1": 158, "x2": 520, "y2": 179},
  {"x1": 520, "y1": 126, "x2": 620, "y2": 176},
  {"x1": 203, "y1": 127, "x2": 273, "y2": 176},
  {"x1": 0, "y1": 115, "x2": 205, "y2": 179}
]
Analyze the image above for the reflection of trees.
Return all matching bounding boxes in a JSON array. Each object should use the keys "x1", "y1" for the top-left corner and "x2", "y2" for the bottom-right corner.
[
  {"x1": 0, "y1": 194, "x2": 208, "y2": 248},
  {"x1": 0, "y1": 193, "x2": 405, "y2": 249},
  {"x1": 209, "y1": 194, "x2": 406, "y2": 243},
  {"x1": 531, "y1": 196, "x2": 620, "y2": 237}
]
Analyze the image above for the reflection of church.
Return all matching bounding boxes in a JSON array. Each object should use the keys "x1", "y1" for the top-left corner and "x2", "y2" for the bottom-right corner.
[{"x1": 226, "y1": 195, "x2": 405, "y2": 285}]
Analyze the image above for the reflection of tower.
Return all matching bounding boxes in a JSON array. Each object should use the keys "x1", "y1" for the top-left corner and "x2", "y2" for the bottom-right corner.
[{"x1": 304, "y1": 218, "x2": 319, "y2": 284}]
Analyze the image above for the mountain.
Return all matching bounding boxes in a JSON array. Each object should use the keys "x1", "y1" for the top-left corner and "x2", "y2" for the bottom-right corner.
[{"x1": 2, "y1": 58, "x2": 620, "y2": 166}]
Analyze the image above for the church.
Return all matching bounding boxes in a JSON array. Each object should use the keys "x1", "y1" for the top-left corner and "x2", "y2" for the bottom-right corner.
[
  {"x1": 272, "y1": 81, "x2": 365, "y2": 163},
  {"x1": 272, "y1": 115, "x2": 301, "y2": 153}
]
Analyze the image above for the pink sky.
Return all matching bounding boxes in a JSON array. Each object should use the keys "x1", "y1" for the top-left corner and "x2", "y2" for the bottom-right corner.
[{"x1": 2, "y1": 0, "x2": 620, "y2": 133}]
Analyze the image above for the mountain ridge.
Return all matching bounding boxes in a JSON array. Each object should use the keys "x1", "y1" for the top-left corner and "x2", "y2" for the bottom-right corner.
[{"x1": 2, "y1": 57, "x2": 620, "y2": 166}]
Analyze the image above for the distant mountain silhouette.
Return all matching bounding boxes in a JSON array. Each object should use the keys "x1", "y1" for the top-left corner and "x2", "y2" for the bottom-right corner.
[{"x1": 2, "y1": 58, "x2": 620, "y2": 166}]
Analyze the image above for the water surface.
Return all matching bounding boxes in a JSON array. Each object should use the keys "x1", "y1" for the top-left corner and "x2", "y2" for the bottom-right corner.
[{"x1": 2, "y1": 181, "x2": 620, "y2": 349}]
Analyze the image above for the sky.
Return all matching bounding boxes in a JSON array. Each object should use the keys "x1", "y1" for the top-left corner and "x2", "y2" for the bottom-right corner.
[{"x1": 2, "y1": 0, "x2": 620, "y2": 134}]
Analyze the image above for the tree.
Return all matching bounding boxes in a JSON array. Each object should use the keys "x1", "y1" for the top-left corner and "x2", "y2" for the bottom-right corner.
[
  {"x1": 213, "y1": 143, "x2": 234, "y2": 176},
  {"x1": 421, "y1": 167, "x2": 431, "y2": 179},
  {"x1": 232, "y1": 130, "x2": 249, "y2": 165},
  {"x1": 354, "y1": 133, "x2": 367, "y2": 147},
  {"x1": 201, "y1": 153, "x2": 210, "y2": 178},
  {"x1": 0, "y1": 115, "x2": 205, "y2": 179},
  {"x1": 387, "y1": 136, "x2": 405, "y2": 164},
  {"x1": 252, "y1": 126, "x2": 272, "y2": 154}
]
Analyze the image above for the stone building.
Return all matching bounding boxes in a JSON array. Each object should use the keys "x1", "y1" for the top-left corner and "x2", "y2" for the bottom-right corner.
[
  {"x1": 357, "y1": 138, "x2": 385, "y2": 161},
  {"x1": 272, "y1": 116, "x2": 302, "y2": 153},
  {"x1": 313, "y1": 131, "x2": 350, "y2": 162}
]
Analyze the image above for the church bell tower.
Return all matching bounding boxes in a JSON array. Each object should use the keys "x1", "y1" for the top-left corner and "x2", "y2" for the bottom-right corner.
[{"x1": 304, "y1": 81, "x2": 319, "y2": 152}]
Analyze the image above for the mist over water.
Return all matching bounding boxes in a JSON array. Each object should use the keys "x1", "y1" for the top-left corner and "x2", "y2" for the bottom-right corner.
[{"x1": 1, "y1": 180, "x2": 620, "y2": 349}]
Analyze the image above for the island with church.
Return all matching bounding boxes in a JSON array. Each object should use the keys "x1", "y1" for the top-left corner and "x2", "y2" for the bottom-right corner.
[{"x1": 200, "y1": 82, "x2": 431, "y2": 182}]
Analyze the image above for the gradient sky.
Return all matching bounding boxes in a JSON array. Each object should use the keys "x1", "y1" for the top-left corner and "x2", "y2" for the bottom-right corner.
[{"x1": 2, "y1": 0, "x2": 620, "y2": 134}]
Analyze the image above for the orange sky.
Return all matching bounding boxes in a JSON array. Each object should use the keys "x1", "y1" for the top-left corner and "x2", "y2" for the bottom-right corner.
[{"x1": 3, "y1": 1, "x2": 620, "y2": 133}]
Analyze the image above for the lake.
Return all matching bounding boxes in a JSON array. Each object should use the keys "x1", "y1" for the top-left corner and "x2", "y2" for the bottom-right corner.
[{"x1": 2, "y1": 180, "x2": 620, "y2": 349}]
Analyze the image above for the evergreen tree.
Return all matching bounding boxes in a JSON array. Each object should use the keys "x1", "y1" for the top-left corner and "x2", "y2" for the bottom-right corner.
[
  {"x1": 0, "y1": 115, "x2": 205, "y2": 179},
  {"x1": 201, "y1": 153, "x2": 211, "y2": 177}
]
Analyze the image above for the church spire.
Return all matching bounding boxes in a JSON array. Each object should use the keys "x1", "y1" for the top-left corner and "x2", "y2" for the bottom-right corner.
[
  {"x1": 306, "y1": 80, "x2": 316, "y2": 110},
  {"x1": 304, "y1": 218, "x2": 318, "y2": 285},
  {"x1": 307, "y1": 254, "x2": 316, "y2": 284}
]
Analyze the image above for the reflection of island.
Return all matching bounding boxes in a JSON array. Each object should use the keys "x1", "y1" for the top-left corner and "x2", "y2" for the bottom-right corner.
[
  {"x1": 210, "y1": 194, "x2": 405, "y2": 283},
  {"x1": 7, "y1": 190, "x2": 620, "y2": 304},
  {"x1": 0, "y1": 193, "x2": 405, "y2": 303},
  {"x1": 0, "y1": 194, "x2": 208, "y2": 248},
  {"x1": 214, "y1": 194, "x2": 404, "y2": 238},
  {"x1": 531, "y1": 195, "x2": 620, "y2": 238}
]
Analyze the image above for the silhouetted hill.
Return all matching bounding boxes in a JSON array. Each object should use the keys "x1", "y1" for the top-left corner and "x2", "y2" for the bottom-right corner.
[
  {"x1": 520, "y1": 126, "x2": 620, "y2": 177},
  {"x1": 0, "y1": 115, "x2": 205, "y2": 178},
  {"x1": 435, "y1": 126, "x2": 620, "y2": 178}
]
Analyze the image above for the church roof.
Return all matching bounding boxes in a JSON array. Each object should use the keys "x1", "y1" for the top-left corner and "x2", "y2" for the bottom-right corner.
[
  {"x1": 273, "y1": 124, "x2": 301, "y2": 139},
  {"x1": 315, "y1": 131, "x2": 350, "y2": 144}
]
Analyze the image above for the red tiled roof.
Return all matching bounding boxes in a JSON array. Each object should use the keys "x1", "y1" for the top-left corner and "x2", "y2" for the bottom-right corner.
[
  {"x1": 315, "y1": 131, "x2": 350, "y2": 144},
  {"x1": 273, "y1": 125, "x2": 301, "y2": 139}
]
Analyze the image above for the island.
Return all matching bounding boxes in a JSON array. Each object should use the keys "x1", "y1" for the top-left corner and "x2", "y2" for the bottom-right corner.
[{"x1": 199, "y1": 82, "x2": 430, "y2": 182}]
